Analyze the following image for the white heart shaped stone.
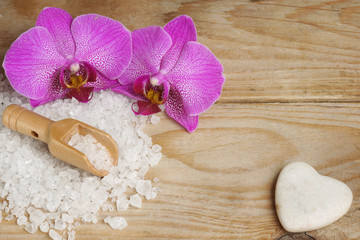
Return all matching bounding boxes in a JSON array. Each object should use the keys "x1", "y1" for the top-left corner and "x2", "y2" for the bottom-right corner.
[{"x1": 275, "y1": 161, "x2": 353, "y2": 232}]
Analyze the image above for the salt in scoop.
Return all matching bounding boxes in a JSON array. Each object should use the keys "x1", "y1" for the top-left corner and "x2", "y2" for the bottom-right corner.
[{"x1": 2, "y1": 104, "x2": 118, "y2": 177}]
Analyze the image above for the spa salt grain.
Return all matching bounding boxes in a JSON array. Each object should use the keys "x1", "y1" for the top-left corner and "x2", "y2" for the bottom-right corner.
[
  {"x1": 0, "y1": 75, "x2": 162, "y2": 238},
  {"x1": 68, "y1": 133, "x2": 114, "y2": 172},
  {"x1": 104, "y1": 216, "x2": 127, "y2": 230}
]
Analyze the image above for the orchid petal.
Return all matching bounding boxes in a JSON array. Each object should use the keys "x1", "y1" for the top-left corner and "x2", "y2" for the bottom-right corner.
[
  {"x1": 36, "y1": 7, "x2": 75, "y2": 58},
  {"x1": 133, "y1": 101, "x2": 162, "y2": 116},
  {"x1": 85, "y1": 72, "x2": 119, "y2": 91},
  {"x1": 112, "y1": 84, "x2": 146, "y2": 101},
  {"x1": 160, "y1": 15, "x2": 197, "y2": 73},
  {"x1": 69, "y1": 87, "x2": 94, "y2": 103},
  {"x1": 72, "y1": 14, "x2": 131, "y2": 79},
  {"x1": 118, "y1": 26, "x2": 172, "y2": 86},
  {"x1": 165, "y1": 88, "x2": 198, "y2": 133},
  {"x1": 166, "y1": 41, "x2": 225, "y2": 116},
  {"x1": 29, "y1": 69, "x2": 68, "y2": 107},
  {"x1": 3, "y1": 27, "x2": 66, "y2": 100}
]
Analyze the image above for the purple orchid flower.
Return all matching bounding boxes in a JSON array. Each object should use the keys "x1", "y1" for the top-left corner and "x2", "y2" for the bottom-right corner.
[
  {"x1": 3, "y1": 7, "x2": 131, "y2": 107},
  {"x1": 112, "y1": 15, "x2": 225, "y2": 133}
]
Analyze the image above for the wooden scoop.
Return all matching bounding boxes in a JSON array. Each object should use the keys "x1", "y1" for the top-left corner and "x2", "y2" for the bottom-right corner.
[{"x1": 2, "y1": 104, "x2": 118, "y2": 177}]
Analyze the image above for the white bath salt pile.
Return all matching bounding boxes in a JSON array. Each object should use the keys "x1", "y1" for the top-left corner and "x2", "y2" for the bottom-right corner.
[
  {"x1": 68, "y1": 133, "x2": 114, "y2": 172},
  {"x1": 0, "y1": 75, "x2": 163, "y2": 239}
]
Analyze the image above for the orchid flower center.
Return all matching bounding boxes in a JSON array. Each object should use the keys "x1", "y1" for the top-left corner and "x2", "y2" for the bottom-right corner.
[
  {"x1": 145, "y1": 78, "x2": 164, "y2": 105},
  {"x1": 60, "y1": 61, "x2": 97, "y2": 102},
  {"x1": 63, "y1": 63, "x2": 89, "y2": 89}
]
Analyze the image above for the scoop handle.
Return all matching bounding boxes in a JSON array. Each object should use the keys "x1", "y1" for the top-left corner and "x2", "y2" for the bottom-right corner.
[{"x1": 2, "y1": 104, "x2": 54, "y2": 143}]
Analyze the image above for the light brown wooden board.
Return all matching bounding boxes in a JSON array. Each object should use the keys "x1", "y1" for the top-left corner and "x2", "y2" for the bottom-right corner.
[
  {"x1": 0, "y1": 0, "x2": 359, "y2": 239},
  {"x1": 2, "y1": 0, "x2": 359, "y2": 103}
]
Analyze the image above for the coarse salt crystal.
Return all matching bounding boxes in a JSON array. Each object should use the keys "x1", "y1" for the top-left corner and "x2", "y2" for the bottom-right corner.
[
  {"x1": 152, "y1": 144, "x2": 162, "y2": 153},
  {"x1": 29, "y1": 209, "x2": 45, "y2": 227},
  {"x1": 17, "y1": 215, "x2": 27, "y2": 225},
  {"x1": 92, "y1": 216, "x2": 98, "y2": 224},
  {"x1": 102, "y1": 204, "x2": 109, "y2": 212},
  {"x1": 116, "y1": 196, "x2": 129, "y2": 211},
  {"x1": 129, "y1": 194, "x2": 142, "y2": 208},
  {"x1": 153, "y1": 186, "x2": 162, "y2": 193},
  {"x1": 62, "y1": 213, "x2": 73, "y2": 224},
  {"x1": 24, "y1": 222, "x2": 37, "y2": 234},
  {"x1": 5, "y1": 214, "x2": 14, "y2": 221},
  {"x1": 104, "y1": 216, "x2": 127, "y2": 230},
  {"x1": 68, "y1": 230, "x2": 75, "y2": 240},
  {"x1": 91, "y1": 216, "x2": 99, "y2": 224},
  {"x1": 54, "y1": 217, "x2": 66, "y2": 231},
  {"x1": 81, "y1": 213, "x2": 96, "y2": 223},
  {"x1": 149, "y1": 152, "x2": 162, "y2": 167},
  {"x1": 111, "y1": 185, "x2": 127, "y2": 198},
  {"x1": 150, "y1": 115, "x2": 160, "y2": 124},
  {"x1": 92, "y1": 186, "x2": 109, "y2": 203},
  {"x1": 49, "y1": 229, "x2": 62, "y2": 240},
  {"x1": 136, "y1": 180, "x2": 155, "y2": 199},
  {"x1": 158, "y1": 104, "x2": 165, "y2": 111},
  {"x1": 40, "y1": 221, "x2": 50, "y2": 233}
]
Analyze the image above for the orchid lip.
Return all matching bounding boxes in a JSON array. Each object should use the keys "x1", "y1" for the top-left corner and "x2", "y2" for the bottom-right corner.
[{"x1": 132, "y1": 101, "x2": 162, "y2": 116}]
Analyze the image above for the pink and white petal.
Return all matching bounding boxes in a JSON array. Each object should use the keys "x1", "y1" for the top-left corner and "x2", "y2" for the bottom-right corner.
[
  {"x1": 160, "y1": 15, "x2": 197, "y2": 73},
  {"x1": 112, "y1": 84, "x2": 146, "y2": 101},
  {"x1": 29, "y1": 70, "x2": 68, "y2": 107},
  {"x1": 30, "y1": 90, "x2": 68, "y2": 107},
  {"x1": 166, "y1": 41, "x2": 225, "y2": 116},
  {"x1": 72, "y1": 14, "x2": 131, "y2": 80},
  {"x1": 165, "y1": 89, "x2": 198, "y2": 133},
  {"x1": 85, "y1": 71, "x2": 118, "y2": 91},
  {"x1": 30, "y1": 98, "x2": 52, "y2": 107},
  {"x1": 36, "y1": 7, "x2": 75, "y2": 58},
  {"x1": 3, "y1": 27, "x2": 66, "y2": 100},
  {"x1": 118, "y1": 26, "x2": 172, "y2": 86}
]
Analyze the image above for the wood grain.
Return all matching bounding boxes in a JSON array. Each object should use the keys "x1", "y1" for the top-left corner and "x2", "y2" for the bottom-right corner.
[
  {"x1": 0, "y1": 0, "x2": 359, "y2": 103},
  {"x1": 0, "y1": 0, "x2": 359, "y2": 239}
]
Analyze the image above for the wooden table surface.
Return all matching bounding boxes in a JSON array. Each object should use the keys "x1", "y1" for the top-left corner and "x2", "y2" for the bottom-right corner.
[{"x1": 0, "y1": 0, "x2": 360, "y2": 239}]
